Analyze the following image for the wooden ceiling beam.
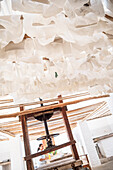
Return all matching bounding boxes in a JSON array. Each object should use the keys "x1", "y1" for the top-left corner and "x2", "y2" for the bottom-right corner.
[
  {"x1": 0, "y1": 138, "x2": 9, "y2": 141},
  {"x1": 67, "y1": 101, "x2": 104, "y2": 114},
  {"x1": 82, "y1": 101, "x2": 106, "y2": 121},
  {"x1": 7, "y1": 111, "x2": 111, "y2": 136},
  {"x1": 89, "y1": 109, "x2": 110, "y2": 120},
  {"x1": 0, "y1": 92, "x2": 89, "y2": 111},
  {"x1": 0, "y1": 101, "x2": 106, "y2": 132},
  {"x1": 3, "y1": 106, "x2": 103, "y2": 131},
  {"x1": 87, "y1": 110, "x2": 111, "y2": 120},
  {"x1": 0, "y1": 94, "x2": 109, "y2": 119},
  {"x1": 27, "y1": 123, "x2": 77, "y2": 137},
  {"x1": 0, "y1": 99, "x2": 13, "y2": 104},
  {"x1": 93, "y1": 132, "x2": 113, "y2": 143},
  {"x1": 87, "y1": 113, "x2": 111, "y2": 121},
  {"x1": 13, "y1": 110, "x2": 112, "y2": 135},
  {"x1": 0, "y1": 129, "x2": 15, "y2": 137},
  {"x1": 1, "y1": 113, "x2": 111, "y2": 141},
  {"x1": 6, "y1": 110, "x2": 92, "y2": 132},
  {"x1": 12, "y1": 117, "x2": 80, "y2": 135},
  {"x1": 0, "y1": 100, "x2": 104, "y2": 128}
]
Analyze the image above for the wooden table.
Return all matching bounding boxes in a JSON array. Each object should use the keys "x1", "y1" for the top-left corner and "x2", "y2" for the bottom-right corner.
[{"x1": 37, "y1": 157, "x2": 82, "y2": 170}]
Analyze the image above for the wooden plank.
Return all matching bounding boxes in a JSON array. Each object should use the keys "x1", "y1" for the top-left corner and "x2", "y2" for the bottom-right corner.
[
  {"x1": 89, "y1": 104, "x2": 108, "y2": 119},
  {"x1": 87, "y1": 113, "x2": 111, "y2": 121},
  {"x1": 0, "y1": 101, "x2": 103, "y2": 128},
  {"x1": 58, "y1": 95, "x2": 79, "y2": 160},
  {"x1": 0, "y1": 138, "x2": 9, "y2": 141},
  {"x1": 0, "y1": 95, "x2": 109, "y2": 119},
  {"x1": 3, "y1": 113, "x2": 93, "y2": 135},
  {"x1": 0, "y1": 92, "x2": 89, "y2": 111},
  {"x1": 88, "y1": 109, "x2": 110, "y2": 120},
  {"x1": 7, "y1": 110, "x2": 91, "y2": 132},
  {"x1": 0, "y1": 129, "x2": 15, "y2": 137},
  {"x1": 0, "y1": 100, "x2": 103, "y2": 124},
  {"x1": 37, "y1": 157, "x2": 82, "y2": 170},
  {"x1": 2, "y1": 110, "x2": 109, "y2": 136},
  {"x1": 20, "y1": 106, "x2": 34, "y2": 170},
  {"x1": 27, "y1": 124, "x2": 70, "y2": 135},
  {"x1": 26, "y1": 106, "x2": 61, "y2": 119},
  {"x1": 11, "y1": 116, "x2": 86, "y2": 135},
  {"x1": 82, "y1": 101, "x2": 106, "y2": 121},
  {"x1": 24, "y1": 140, "x2": 76, "y2": 161},
  {"x1": 0, "y1": 99, "x2": 13, "y2": 104},
  {"x1": 0, "y1": 120, "x2": 20, "y2": 127},
  {"x1": 93, "y1": 133, "x2": 113, "y2": 143},
  {"x1": 13, "y1": 121, "x2": 74, "y2": 135},
  {"x1": 2, "y1": 113, "x2": 111, "y2": 140},
  {"x1": 37, "y1": 101, "x2": 102, "y2": 125},
  {"x1": 0, "y1": 107, "x2": 93, "y2": 129}
]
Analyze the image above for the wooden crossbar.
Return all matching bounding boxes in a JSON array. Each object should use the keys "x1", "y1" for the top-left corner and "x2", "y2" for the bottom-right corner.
[
  {"x1": 0, "y1": 92, "x2": 89, "y2": 111},
  {"x1": 24, "y1": 140, "x2": 76, "y2": 161},
  {"x1": 0, "y1": 95, "x2": 109, "y2": 119}
]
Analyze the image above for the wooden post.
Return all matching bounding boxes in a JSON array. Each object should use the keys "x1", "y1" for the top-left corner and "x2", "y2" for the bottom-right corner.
[
  {"x1": 20, "y1": 106, "x2": 34, "y2": 170},
  {"x1": 58, "y1": 95, "x2": 79, "y2": 160}
]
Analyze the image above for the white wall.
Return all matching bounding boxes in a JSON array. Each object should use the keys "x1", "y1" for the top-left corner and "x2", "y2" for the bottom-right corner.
[
  {"x1": 87, "y1": 116, "x2": 112, "y2": 138},
  {"x1": 87, "y1": 115, "x2": 113, "y2": 158},
  {"x1": 98, "y1": 137, "x2": 113, "y2": 157},
  {"x1": 78, "y1": 121, "x2": 101, "y2": 167},
  {"x1": 10, "y1": 137, "x2": 25, "y2": 170},
  {"x1": 0, "y1": 141, "x2": 10, "y2": 162},
  {"x1": 0, "y1": 137, "x2": 47, "y2": 169},
  {"x1": 0, "y1": 140, "x2": 11, "y2": 170}
]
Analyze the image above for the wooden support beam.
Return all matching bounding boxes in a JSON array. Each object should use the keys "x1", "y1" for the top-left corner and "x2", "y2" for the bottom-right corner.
[
  {"x1": 0, "y1": 138, "x2": 9, "y2": 141},
  {"x1": 0, "y1": 92, "x2": 89, "y2": 111},
  {"x1": 0, "y1": 94, "x2": 109, "y2": 119},
  {"x1": 10, "y1": 115, "x2": 87, "y2": 135},
  {"x1": 82, "y1": 101, "x2": 106, "y2": 121},
  {"x1": 24, "y1": 140, "x2": 76, "y2": 161},
  {"x1": 1, "y1": 113, "x2": 111, "y2": 140},
  {"x1": 0, "y1": 100, "x2": 103, "y2": 128},
  {"x1": 0, "y1": 99, "x2": 13, "y2": 104},
  {"x1": 0, "y1": 120, "x2": 20, "y2": 127},
  {"x1": 88, "y1": 113, "x2": 111, "y2": 121},
  {"x1": 89, "y1": 103, "x2": 108, "y2": 119},
  {"x1": 67, "y1": 101, "x2": 104, "y2": 115},
  {"x1": 0, "y1": 129, "x2": 15, "y2": 137},
  {"x1": 12, "y1": 120, "x2": 76, "y2": 135},
  {"x1": 58, "y1": 95, "x2": 79, "y2": 160},
  {"x1": 2, "y1": 110, "x2": 110, "y2": 137},
  {"x1": 20, "y1": 106, "x2": 34, "y2": 170},
  {"x1": 32, "y1": 123, "x2": 77, "y2": 136},
  {"x1": 6, "y1": 110, "x2": 91, "y2": 132},
  {"x1": 93, "y1": 133, "x2": 113, "y2": 143},
  {"x1": 88, "y1": 108, "x2": 109, "y2": 120}
]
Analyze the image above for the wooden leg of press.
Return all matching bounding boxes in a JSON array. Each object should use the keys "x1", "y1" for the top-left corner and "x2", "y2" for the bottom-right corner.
[{"x1": 20, "y1": 106, "x2": 34, "y2": 170}]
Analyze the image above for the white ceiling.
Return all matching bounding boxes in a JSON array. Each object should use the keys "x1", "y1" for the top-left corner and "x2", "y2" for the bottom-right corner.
[{"x1": 0, "y1": 0, "x2": 113, "y2": 102}]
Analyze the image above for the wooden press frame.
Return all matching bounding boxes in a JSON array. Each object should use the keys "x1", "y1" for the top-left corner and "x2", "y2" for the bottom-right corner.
[{"x1": 20, "y1": 95, "x2": 80, "y2": 170}]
